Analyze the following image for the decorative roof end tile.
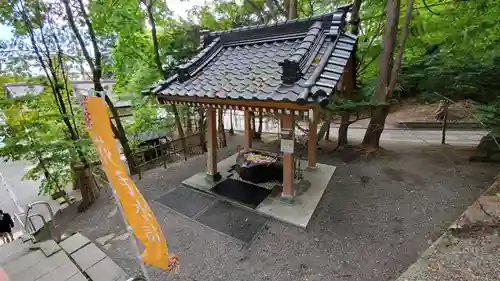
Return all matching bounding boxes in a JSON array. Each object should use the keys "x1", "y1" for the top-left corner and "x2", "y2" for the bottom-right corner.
[
  {"x1": 177, "y1": 68, "x2": 191, "y2": 83},
  {"x1": 280, "y1": 59, "x2": 302, "y2": 85}
]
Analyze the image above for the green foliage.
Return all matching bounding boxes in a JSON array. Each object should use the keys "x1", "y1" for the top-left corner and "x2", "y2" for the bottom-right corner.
[
  {"x1": 125, "y1": 96, "x2": 175, "y2": 148},
  {"x1": 92, "y1": 0, "x2": 200, "y2": 145},
  {"x1": 355, "y1": 0, "x2": 500, "y2": 109},
  {"x1": 0, "y1": 87, "x2": 96, "y2": 195},
  {"x1": 477, "y1": 98, "x2": 500, "y2": 132},
  {"x1": 398, "y1": 56, "x2": 500, "y2": 103}
]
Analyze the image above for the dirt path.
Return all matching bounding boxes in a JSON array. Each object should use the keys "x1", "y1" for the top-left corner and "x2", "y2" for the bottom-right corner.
[{"x1": 53, "y1": 137, "x2": 499, "y2": 281}]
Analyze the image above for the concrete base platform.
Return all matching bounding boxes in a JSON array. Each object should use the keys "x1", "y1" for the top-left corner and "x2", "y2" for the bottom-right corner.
[{"x1": 182, "y1": 152, "x2": 336, "y2": 228}]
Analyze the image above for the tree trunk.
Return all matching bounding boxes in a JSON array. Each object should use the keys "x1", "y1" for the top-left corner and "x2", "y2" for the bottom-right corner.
[
  {"x1": 63, "y1": 0, "x2": 135, "y2": 177},
  {"x1": 325, "y1": 121, "x2": 330, "y2": 141},
  {"x1": 284, "y1": 0, "x2": 290, "y2": 18},
  {"x1": 144, "y1": 2, "x2": 189, "y2": 159},
  {"x1": 255, "y1": 110, "x2": 263, "y2": 139},
  {"x1": 186, "y1": 109, "x2": 193, "y2": 133},
  {"x1": 96, "y1": 87, "x2": 136, "y2": 175},
  {"x1": 351, "y1": 0, "x2": 363, "y2": 35},
  {"x1": 172, "y1": 104, "x2": 188, "y2": 159},
  {"x1": 74, "y1": 165, "x2": 100, "y2": 212},
  {"x1": 288, "y1": 0, "x2": 297, "y2": 20},
  {"x1": 217, "y1": 109, "x2": 227, "y2": 148},
  {"x1": 361, "y1": 0, "x2": 400, "y2": 149},
  {"x1": 229, "y1": 110, "x2": 234, "y2": 135},
  {"x1": 317, "y1": 113, "x2": 331, "y2": 141},
  {"x1": 198, "y1": 107, "x2": 207, "y2": 153},
  {"x1": 337, "y1": 112, "x2": 350, "y2": 147},
  {"x1": 386, "y1": 0, "x2": 416, "y2": 97},
  {"x1": 251, "y1": 112, "x2": 258, "y2": 139},
  {"x1": 374, "y1": 0, "x2": 400, "y2": 102},
  {"x1": 362, "y1": 106, "x2": 390, "y2": 149}
]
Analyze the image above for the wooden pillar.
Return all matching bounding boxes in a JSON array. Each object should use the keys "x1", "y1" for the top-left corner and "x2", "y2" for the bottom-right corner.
[
  {"x1": 244, "y1": 109, "x2": 252, "y2": 151},
  {"x1": 206, "y1": 107, "x2": 220, "y2": 181},
  {"x1": 308, "y1": 109, "x2": 317, "y2": 169},
  {"x1": 281, "y1": 113, "x2": 294, "y2": 202}
]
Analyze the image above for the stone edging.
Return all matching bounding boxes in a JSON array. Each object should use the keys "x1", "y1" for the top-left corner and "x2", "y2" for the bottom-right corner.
[{"x1": 393, "y1": 178, "x2": 500, "y2": 281}]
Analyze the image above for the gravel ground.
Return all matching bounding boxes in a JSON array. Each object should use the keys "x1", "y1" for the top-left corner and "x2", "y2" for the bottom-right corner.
[
  {"x1": 54, "y1": 135, "x2": 499, "y2": 281},
  {"x1": 396, "y1": 181, "x2": 500, "y2": 281}
]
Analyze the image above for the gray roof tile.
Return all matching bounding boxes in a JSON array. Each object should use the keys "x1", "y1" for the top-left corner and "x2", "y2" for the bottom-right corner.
[{"x1": 154, "y1": 6, "x2": 357, "y2": 107}]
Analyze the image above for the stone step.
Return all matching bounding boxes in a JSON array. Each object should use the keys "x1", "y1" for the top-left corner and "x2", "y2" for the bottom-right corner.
[
  {"x1": 30, "y1": 240, "x2": 61, "y2": 257},
  {"x1": 0, "y1": 232, "x2": 129, "y2": 281},
  {"x1": 61, "y1": 232, "x2": 128, "y2": 281},
  {"x1": 0, "y1": 238, "x2": 32, "y2": 265}
]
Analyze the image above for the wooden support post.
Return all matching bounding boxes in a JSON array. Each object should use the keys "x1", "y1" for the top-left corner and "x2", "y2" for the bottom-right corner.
[
  {"x1": 281, "y1": 113, "x2": 295, "y2": 203},
  {"x1": 308, "y1": 109, "x2": 317, "y2": 169},
  {"x1": 441, "y1": 101, "x2": 449, "y2": 145},
  {"x1": 244, "y1": 109, "x2": 252, "y2": 151},
  {"x1": 206, "y1": 107, "x2": 220, "y2": 182}
]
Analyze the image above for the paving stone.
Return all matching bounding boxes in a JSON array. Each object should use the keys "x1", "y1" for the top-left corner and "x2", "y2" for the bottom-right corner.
[
  {"x1": 96, "y1": 233, "x2": 116, "y2": 245},
  {"x1": 36, "y1": 260, "x2": 79, "y2": 281},
  {"x1": 195, "y1": 201, "x2": 268, "y2": 243},
  {"x1": 155, "y1": 186, "x2": 216, "y2": 218},
  {"x1": 112, "y1": 232, "x2": 130, "y2": 242},
  {"x1": 59, "y1": 233, "x2": 90, "y2": 255},
  {"x1": 66, "y1": 273, "x2": 88, "y2": 281},
  {"x1": 85, "y1": 257, "x2": 127, "y2": 281},
  {"x1": 39, "y1": 240, "x2": 61, "y2": 257},
  {"x1": 10, "y1": 251, "x2": 69, "y2": 281},
  {"x1": 20, "y1": 233, "x2": 34, "y2": 242},
  {"x1": 3, "y1": 250, "x2": 45, "y2": 276},
  {"x1": 0, "y1": 238, "x2": 32, "y2": 265},
  {"x1": 70, "y1": 243, "x2": 106, "y2": 271}
]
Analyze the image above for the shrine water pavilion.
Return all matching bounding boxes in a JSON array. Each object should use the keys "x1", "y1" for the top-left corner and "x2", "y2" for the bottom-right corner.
[{"x1": 146, "y1": 5, "x2": 357, "y2": 228}]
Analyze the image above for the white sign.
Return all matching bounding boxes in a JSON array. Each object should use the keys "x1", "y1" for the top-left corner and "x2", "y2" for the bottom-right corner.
[{"x1": 281, "y1": 139, "x2": 294, "y2": 153}]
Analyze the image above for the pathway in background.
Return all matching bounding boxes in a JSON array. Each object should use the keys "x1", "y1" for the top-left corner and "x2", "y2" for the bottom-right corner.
[
  {"x1": 223, "y1": 111, "x2": 486, "y2": 145},
  {"x1": 0, "y1": 160, "x2": 63, "y2": 232}
]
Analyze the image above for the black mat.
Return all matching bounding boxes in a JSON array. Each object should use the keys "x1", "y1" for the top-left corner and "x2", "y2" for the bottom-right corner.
[
  {"x1": 195, "y1": 201, "x2": 268, "y2": 243},
  {"x1": 155, "y1": 187, "x2": 216, "y2": 218},
  {"x1": 211, "y1": 178, "x2": 271, "y2": 208}
]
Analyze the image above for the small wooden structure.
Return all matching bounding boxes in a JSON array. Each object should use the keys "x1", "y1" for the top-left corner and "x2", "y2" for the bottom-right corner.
[{"x1": 147, "y1": 5, "x2": 357, "y2": 203}]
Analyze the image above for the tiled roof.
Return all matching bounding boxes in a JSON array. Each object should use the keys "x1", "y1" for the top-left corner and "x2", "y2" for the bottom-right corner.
[{"x1": 150, "y1": 5, "x2": 357, "y2": 108}]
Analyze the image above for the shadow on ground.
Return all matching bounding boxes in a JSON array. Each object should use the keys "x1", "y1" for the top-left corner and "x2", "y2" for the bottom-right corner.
[{"x1": 54, "y1": 135, "x2": 499, "y2": 281}]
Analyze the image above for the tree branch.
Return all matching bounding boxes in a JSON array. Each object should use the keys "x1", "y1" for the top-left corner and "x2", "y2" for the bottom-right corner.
[
  {"x1": 373, "y1": 0, "x2": 400, "y2": 103},
  {"x1": 387, "y1": 0, "x2": 415, "y2": 97},
  {"x1": 61, "y1": 0, "x2": 96, "y2": 73},
  {"x1": 245, "y1": 0, "x2": 266, "y2": 24},
  {"x1": 356, "y1": 21, "x2": 384, "y2": 70},
  {"x1": 75, "y1": 0, "x2": 102, "y2": 82}
]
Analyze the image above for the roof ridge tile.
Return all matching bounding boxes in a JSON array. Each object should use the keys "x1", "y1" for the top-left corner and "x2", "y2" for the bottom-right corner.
[
  {"x1": 280, "y1": 21, "x2": 323, "y2": 85},
  {"x1": 177, "y1": 38, "x2": 223, "y2": 82}
]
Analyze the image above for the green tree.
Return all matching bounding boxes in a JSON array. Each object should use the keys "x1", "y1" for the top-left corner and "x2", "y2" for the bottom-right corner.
[
  {"x1": 60, "y1": 0, "x2": 136, "y2": 174},
  {"x1": 0, "y1": 89, "x2": 96, "y2": 200},
  {"x1": 361, "y1": 0, "x2": 415, "y2": 149},
  {"x1": 0, "y1": 0, "x2": 101, "y2": 210}
]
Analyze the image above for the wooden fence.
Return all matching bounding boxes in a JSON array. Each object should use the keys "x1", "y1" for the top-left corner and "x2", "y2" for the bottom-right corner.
[{"x1": 131, "y1": 132, "x2": 207, "y2": 179}]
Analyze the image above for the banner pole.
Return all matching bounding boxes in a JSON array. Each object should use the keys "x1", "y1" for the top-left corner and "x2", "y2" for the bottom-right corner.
[
  {"x1": 111, "y1": 188, "x2": 152, "y2": 281},
  {"x1": 88, "y1": 88, "x2": 152, "y2": 281}
]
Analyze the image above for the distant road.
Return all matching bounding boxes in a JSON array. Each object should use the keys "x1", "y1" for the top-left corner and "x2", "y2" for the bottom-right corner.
[{"x1": 0, "y1": 160, "x2": 63, "y2": 231}]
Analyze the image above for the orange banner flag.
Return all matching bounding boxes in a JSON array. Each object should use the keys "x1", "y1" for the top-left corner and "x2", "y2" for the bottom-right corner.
[{"x1": 83, "y1": 95, "x2": 179, "y2": 271}]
